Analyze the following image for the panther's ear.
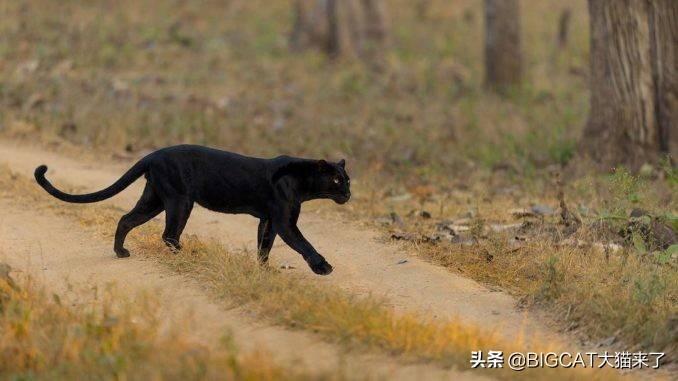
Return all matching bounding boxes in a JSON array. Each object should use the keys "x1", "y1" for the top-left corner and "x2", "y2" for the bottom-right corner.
[
  {"x1": 338, "y1": 159, "x2": 345, "y2": 168},
  {"x1": 317, "y1": 159, "x2": 328, "y2": 172}
]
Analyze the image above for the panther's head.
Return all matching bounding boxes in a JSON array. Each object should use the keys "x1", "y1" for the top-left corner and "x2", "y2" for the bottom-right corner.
[{"x1": 315, "y1": 159, "x2": 351, "y2": 204}]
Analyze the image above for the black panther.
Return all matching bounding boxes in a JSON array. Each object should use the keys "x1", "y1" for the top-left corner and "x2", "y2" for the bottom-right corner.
[{"x1": 34, "y1": 145, "x2": 350, "y2": 275}]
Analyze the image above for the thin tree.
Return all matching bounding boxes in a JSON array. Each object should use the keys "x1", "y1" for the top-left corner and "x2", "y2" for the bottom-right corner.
[
  {"x1": 288, "y1": 0, "x2": 388, "y2": 62},
  {"x1": 289, "y1": 0, "x2": 307, "y2": 51},
  {"x1": 325, "y1": 0, "x2": 340, "y2": 57},
  {"x1": 483, "y1": 0, "x2": 522, "y2": 91},
  {"x1": 582, "y1": 0, "x2": 677, "y2": 169},
  {"x1": 361, "y1": 0, "x2": 387, "y2": 52},
  {"x1": 557, "y1": 8, "x2": 571, "y2": 47}
]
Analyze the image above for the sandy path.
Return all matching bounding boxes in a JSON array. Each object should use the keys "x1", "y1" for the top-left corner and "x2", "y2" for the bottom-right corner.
[
  {"x1": 0, "y1": 140, "x2": 572, "y2": 348},
  {"x1": 0, "y1": 182, "x2": 480, "y2": 380},
  {"x1": 0, "y1": 142, "x2": 500, "y2": 380}
]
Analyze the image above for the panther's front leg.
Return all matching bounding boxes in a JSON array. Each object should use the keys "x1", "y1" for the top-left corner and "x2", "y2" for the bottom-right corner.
[
  {"x1": 270, "y1": 178, "x2": 333, "y2": 275},
  {"x1": 271, "y1": 209, "x2": 333, "y2": 275},
  {"x1": 257, "y1": 218, "x2": 276, "y2": 264}
]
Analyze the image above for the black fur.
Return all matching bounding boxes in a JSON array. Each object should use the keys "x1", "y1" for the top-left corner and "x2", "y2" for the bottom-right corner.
[{"x1": 35, "y1": 145, "x2": 351, "y2": 275}]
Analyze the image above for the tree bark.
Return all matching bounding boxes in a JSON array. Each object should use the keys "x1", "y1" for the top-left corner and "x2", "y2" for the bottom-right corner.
[
  {"x1": 583, "y1": 0, "x2": 677, "y2": 169},
  {"x1": 557, "y1": 8, "x2": 571, "y2": 47},
  {"x1": 361, "y1": 0, "x2": 387, "y2": 49},
  {"x1": 648, "y1": 0, "x2": 678, "y2": 159},
  {"x1": 289, "y1": 0, "x2": 307, "y2": 51},
  {"x1": 484, "y1": 0, "x2": 522, "y2": 91},
  {"x1": 325, "y1": 0, "x2": 340, "y2": 57},
  {"x1": 288, "y1": 0, "x2": 388, "y2": 62}
]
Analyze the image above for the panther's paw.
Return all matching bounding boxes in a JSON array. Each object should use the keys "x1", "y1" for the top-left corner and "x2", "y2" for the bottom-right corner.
[
  {"x1": 115, "y1": 248, "x2": 130, "y2": 258},
  {"x1": 163, "y1": 238, "x2": 182, "y2": 252},
  {"x1": 309, "y1": 259, "x2": 333, "y2": 275}
]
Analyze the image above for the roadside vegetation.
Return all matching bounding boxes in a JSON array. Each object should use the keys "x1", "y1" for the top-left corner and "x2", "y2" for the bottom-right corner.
[{"x1": 349, "y1": 166, "x2": 677, "y2": 354}]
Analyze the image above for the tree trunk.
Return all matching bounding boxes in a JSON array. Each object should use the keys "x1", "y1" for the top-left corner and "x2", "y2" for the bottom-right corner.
[
  {"x1": 288, "y1": 0, "x2": 388, "y2": 62},
  {"x1": 648, "y1": 0, "x2": 678, "y2": 160},
  {"x1": 325, "y1": 0, "x2": 340, "y2": 57},
  {"x1": 361, "y1": 0, "x2": 387, "y2": 49},
  {"x1": 557, "y1": 8, "x2": 571, "y2": 48},
  {"x1": 583, "y1": 0, "x2": 677, "y2": 169},
  {"x1": 483, "y1": 0, "x2": 522, "y2": 91},
  {"x1": 289, "y1": 0, "x2": 307, "y2": 51}
]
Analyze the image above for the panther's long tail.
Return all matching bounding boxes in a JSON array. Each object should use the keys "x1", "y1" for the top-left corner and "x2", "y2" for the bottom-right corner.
[{"x1": 34, "y1": 160, "x2": 148, "y2": 203}]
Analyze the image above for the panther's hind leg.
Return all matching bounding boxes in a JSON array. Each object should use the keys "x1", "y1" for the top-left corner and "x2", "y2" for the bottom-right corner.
[
  {"x1": 257, "y1": 218, "x2": 276, "y2": 264},
  {"x1": 162, "y1": 197, "x2": 194, "y2": 251},
  {"x1": 114, "y1": 183, "x2": 164, "y2": 258}
]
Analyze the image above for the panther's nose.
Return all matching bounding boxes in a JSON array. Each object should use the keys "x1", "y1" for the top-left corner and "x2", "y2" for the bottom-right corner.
[{"x1": 335, "y1": 192, "x2": 351, "y2": 204}]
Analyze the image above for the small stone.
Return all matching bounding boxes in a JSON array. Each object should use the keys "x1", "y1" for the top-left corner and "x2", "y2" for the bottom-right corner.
[
  {"x1": 375, "y1": 216, "x2": 393, "y2": 225},
  {"x1": 639, "y1": 163, "x2": 654, "y2": 179},
  {"x1": 597, "y1": 335, "x2": 616, "y2": 347},
  {"x1": 410, "y1": 210, "x2": 431, "y2": 219},
  {"x1": 390, "y1": 231, "x2": 416, "y2": 241},
  {"x1": 390, "y1": 212, "x2": 405, "y2": 227},
  {"x1": 531, "y1": 204, "x2": 554, "y2": 216},
  {"x1": 629, "y1": 208, "x2": 649, "y2": 218},
  {"x1": 452, "y1": 218, "x2": 472, "y2": 226},
  {"x1": 387, "y1": 193, "x2": 412, "y2": 202},
  {"x1": 490, "y1": 223, "x2": 522, "y2": 232},
  {"x1": 397, "y1": 259, "x2": 408, "y2": 264},
  {"x1": 458, "y1": 209, "x2": 477, "y2": 219},
  {"x1": 377, "y1": 213, "x2": 406, "y2": 227},
  {"x1": 510, "y1": 208, "x2": 535, "y2": 219},
  {"x1": 650, "y1": 219, "x2": 677, "y2": 250},
  {"x1": 451, "y1": 233, "x2": 475, "y2": 245}
]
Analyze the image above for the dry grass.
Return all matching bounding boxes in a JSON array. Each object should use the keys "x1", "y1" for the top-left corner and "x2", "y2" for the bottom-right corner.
[
  {"x1": 345, "y1": 169, "x2": 677, "y2": 355},
  {"x1": 0, "y1": 167, "x2": 621, "y2": 380},
  {"x1": 0, "y1": 0, "x2": 674, "y2": 373},
  {"x1": 143, "y1": 236, "x2": 499, "y2": 367},
  {"x1": 428, "y1": 240, "x2": 678, "y2": 353},
  {"x1": 0, "y1": 0, "x2": 589, "y2": 179},
  {"x1": 0, "y1": 270, "x2": 318, "y2": 380}
]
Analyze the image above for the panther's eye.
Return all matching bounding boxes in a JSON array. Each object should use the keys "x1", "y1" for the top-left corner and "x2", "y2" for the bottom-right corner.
[{"x1": 333, "y1": 177, "x2": 340, "y2": 185}]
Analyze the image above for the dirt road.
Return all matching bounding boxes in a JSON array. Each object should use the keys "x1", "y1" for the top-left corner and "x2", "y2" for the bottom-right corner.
[
  {"x1": 0, "y1": 141, "x2": 490, "y2": 380},
  {"x1": 0, "y1": 139, "x2": 576, "y2": 378}
]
